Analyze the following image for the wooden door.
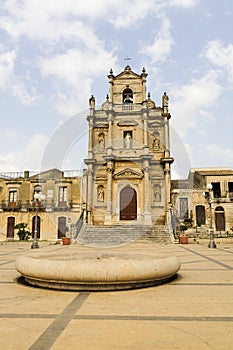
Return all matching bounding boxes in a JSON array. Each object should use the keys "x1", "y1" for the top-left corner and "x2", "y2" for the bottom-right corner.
[
  {"x1": 58, "y1": 216, "x2": 66, "y2": 238},
  {"x1": 215, "y1": 207, "x2": 225, "y2": 231},
  {"x1": 120, "y1": 187, "x2": 137, "y2": 220},
  {"x1": 7, "y1": 217, "x2": 15, "y2": 238}
]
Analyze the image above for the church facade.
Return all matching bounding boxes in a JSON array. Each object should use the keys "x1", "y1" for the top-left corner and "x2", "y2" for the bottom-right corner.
[{"x1": 83, "y1": 65, "x2": 173, "y2": 227}]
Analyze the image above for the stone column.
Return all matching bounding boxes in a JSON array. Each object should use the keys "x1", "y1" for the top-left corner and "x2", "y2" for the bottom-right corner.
[
  {"x1": 87, "y1": 164, "x2": 94, "y2": 224},
  {"x1": 143, "y1": 159, "x2": 152, "y2": 225},
  {"x1": 104, "y1": 161, "x2": 114, "y2": 225},
  {"x1": 107, "y1": 113, "x2": 113, "y2": 156}
]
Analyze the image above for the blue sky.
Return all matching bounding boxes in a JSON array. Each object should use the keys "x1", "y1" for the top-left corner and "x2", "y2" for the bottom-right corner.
[{"x1": 0, "y1": 0, "x2": 232, "y2": 178}]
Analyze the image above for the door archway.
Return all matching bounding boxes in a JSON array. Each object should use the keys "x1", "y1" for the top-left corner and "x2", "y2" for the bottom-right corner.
[
  {"x1": 58, "y1": 216, "x2": 67, "y2": 239},
  {"x1": 215, "y1": 206, "x2": 225, "y2": 231},
  {"x1": 120, "y1": 186, "x2": 137, "y2": 220}
]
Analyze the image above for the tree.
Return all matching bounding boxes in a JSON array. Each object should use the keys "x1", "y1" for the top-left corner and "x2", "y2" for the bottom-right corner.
[{"x1": 14, "y1": 223, "x2": 31, "y2": 241}]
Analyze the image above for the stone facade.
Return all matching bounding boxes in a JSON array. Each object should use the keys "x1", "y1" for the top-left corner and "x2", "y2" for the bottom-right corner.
[
  {"x1": 171, "y1": 168, "x2": 233, "y2": 233},
  {"x1": 0, "y1": 169, "x2": 82, "y2": 241},
  {"x1": 83, "y1": 65, "x2": 173, "y2": 226}
]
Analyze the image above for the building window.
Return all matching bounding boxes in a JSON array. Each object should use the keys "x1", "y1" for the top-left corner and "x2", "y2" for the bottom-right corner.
[
  {"x1": 228, "y1": 182, "x2": 233, "y2": 198},
  {"x1": 212, "y1": 182, "x2": 221, "y2": 198},
  {"x1": 179, "y1": 198, "x2": 188, "y2": 219},
  {"x1": 59, "y1": 187, "x2": 67, "y2": 206},
  {"x1": 9, "y1": 189, "x2": 17, "y2": 203}
]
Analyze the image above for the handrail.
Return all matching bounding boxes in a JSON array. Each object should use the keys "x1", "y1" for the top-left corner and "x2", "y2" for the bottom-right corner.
[{"x1": 73, "y1": 209, "x2": 85, "y2": 239}]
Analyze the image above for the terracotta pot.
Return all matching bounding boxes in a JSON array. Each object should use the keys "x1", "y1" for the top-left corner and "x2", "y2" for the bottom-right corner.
[
  {"x1": 179, "y1": 236, "x2": 188, "y2": 244},
  {"x1": 62, "y1": 237, "x2": 71, "y2": 245}
]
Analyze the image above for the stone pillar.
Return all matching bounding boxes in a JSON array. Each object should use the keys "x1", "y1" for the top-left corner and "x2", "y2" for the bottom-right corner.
[
  {"x1": 87, "y1": 164, "x2": 93, "y2": 224},
  {"x1": 104, "y1": 161, "x2": 114, "y2": 225},
  {"x1": 143, "y1": 159, "x2": 152, "y2": 225},
  {"x1": 107, "y1": 113, "x2": 113, "y2": 156}
]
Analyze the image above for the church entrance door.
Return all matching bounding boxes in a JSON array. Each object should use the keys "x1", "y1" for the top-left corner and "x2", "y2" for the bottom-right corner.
[{"x1": 120, "y1": 187, "x2": 137, "y2": 220}]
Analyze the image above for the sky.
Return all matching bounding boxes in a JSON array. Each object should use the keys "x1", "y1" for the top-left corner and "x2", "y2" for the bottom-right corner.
[{"x1": 0, "y1": 0, "x2": 232, "y2": 179}]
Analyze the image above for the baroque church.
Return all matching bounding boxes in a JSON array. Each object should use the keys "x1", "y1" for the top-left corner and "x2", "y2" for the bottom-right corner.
[
  {"x1": 1, "y1": 65, "x2": 232, "y2": 242},
  {"x1": 83, "y1": 65, "x2": 173, "y2": 227}
]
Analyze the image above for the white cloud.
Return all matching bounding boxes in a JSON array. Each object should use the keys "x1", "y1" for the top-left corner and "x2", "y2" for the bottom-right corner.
[
  {"x1": 203, "y1": 40, "x2": 233, "y2": 83},
  {"x1": 169, "y1": 0, "x2": 199, "y2": 7},
  {"x1": 39, "y1": 47, "x2": 118, "y2": 115},
  {"x1": 0, "y1": 134, "x2": 49, "y2": 172},
  {"x1": 0, "y1": 48, "x2": 16, "y2": 88},
  {"x1": 170, "y1": 70, "x2": 222, "y2": 137},
  {"x1": 139, "y1": 17, "x2": 173, "y2": 64},
  {"x1": 206, "y1": 143, "x2": 233, "y2": 167}
]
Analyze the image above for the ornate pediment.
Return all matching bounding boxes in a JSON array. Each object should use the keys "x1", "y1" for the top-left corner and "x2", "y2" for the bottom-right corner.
[
  {"x1": 117, "y1": 120, "x2": 138, "y2": 126},
  {"x1": 113, "y1": 168, "x2": 143, "y2": 179}
]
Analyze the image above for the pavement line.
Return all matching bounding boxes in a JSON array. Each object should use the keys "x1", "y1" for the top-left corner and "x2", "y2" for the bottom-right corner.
[
  {"x1": 28, "y1": 292, "x2": 89, "y2": 350},
  {"x1": 180, "y1": 246, "x2": 233, "y2": 270},
  {"x1": 74, "y1": 315, "x2": 233, "y2": 322}
]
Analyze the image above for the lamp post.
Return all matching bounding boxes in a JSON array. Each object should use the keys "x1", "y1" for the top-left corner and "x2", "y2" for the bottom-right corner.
[
  {"x1": 31, "y1": 192, "x2": 45, "y2": 249},
  {"x1": 205, "y1": 184, "x2": 217, "y2": 249}
]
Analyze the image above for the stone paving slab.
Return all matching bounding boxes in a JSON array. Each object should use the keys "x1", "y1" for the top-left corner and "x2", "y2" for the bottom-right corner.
[{"x1": 0, "y1": 241, "x2": 233, "y2": 349}]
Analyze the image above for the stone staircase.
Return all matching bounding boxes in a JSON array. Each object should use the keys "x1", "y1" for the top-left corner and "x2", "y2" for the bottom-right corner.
[
  {"x1": 139, "y1": 225, "x2": 173, "y2": 245},
  {"x1": 76, "y1": 224, "x2": 172, "y2": 247}
]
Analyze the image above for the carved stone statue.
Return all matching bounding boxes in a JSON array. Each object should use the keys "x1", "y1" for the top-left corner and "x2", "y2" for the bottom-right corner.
[
  {"x1": 89, "y1": 95, "x2": 95, "y2": 109},
  {"x1": 125, "y1": 132, "x2": 131, "y2": 149},
  {"x1": 97, "y1": 186, "x2": 104, "y2": 202},
  {"x1": 162, "y1": 92, "x2": 169, "y2": 112}
]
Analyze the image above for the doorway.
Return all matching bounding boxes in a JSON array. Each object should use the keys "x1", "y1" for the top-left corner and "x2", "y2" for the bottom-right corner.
[
  {"x1": 58, "y1": 216, "x2": 67, "y2": 238},
  {"x1": 7, "y1": 217, "x2": 15, "y2": 238},
  {"x1": 32, "y1": 215, "x2": 41, "y2": 239},
  {"x1": 215, "y1": 206, "x2": 225, "y2": 231},
  {"x1": 120, "y1": 186, "x2": 137, "y2": 220}
]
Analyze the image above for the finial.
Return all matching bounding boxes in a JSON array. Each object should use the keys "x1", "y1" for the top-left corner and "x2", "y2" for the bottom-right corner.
[
  {"x1": 106, "y1": 94, "x2": 109, "y2": 100},
  {"x1": 147, "y1": 92, "x2": 151, "y2": 99}
]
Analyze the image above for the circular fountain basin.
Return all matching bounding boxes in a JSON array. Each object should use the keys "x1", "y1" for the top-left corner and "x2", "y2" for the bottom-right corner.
[{"x1": 16, "y1": 248, "x2": 181, "y2": 291}]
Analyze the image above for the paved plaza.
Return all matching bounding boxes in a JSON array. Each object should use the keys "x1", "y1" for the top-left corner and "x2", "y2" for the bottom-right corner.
[{"x1": 0, "y1": 240, "x2": 233, "y2": 350}]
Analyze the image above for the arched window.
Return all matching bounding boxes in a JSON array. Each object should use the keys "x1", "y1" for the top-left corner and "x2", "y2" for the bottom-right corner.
[
  {"x1": 32, "y1": 215, "x2": 41, "y2": 239},
  {"x1": 123, "y1": 88, "x2": 133, "y2": 103}
]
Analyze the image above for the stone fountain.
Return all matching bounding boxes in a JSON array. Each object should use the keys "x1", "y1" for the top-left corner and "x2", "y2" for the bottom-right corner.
[{"x1": 16, "y1": 245, "x2": 180, "y2": 291}]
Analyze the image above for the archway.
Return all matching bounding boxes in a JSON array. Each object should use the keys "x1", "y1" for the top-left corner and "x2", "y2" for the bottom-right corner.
[
  {"x1": 215, "y1": 206, "x2": 225, "y2": 231},
  {"x1": 120, "y1": 186, "x2": 137, "y2": 220},
  {"x1": 32, "y1": 215, "x2": 41, "y2": 239},
  {"x1": 58, "y1": 216, "x2": 67, "y2": 239}
]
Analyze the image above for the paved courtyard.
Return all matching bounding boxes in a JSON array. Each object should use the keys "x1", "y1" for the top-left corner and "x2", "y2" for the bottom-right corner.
[{"x1": 0, "y1": 240, "x2": 233, "y2": 350}]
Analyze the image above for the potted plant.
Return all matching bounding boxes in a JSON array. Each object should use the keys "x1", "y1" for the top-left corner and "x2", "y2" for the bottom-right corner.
[
  {"x1": 61, "y1": 226, "x2": 71, "y2": 245},
  {"x1": 14, "y1": 223, "x2": 32, "y2": 241},
  {"x1": 179, "y1": 223, "x2": 188, "y2": 244}
]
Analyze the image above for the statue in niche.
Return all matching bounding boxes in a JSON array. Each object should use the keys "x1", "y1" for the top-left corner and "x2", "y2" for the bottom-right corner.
[
  {"x1": 98, "y1": 133, "x2": 105, "y2": 149},
  {"x1": 154, "y1": 187, "x2": 161, "y2": 202},
  {"x1": 153, "y1": 137, "x2": 160, "y2": 150},
  {"x1": 97, "y1": 186, "x2": 104, "y2": 202},
  {"x1": 125, "y1": 132, "x2": 131, "y2": 149}
]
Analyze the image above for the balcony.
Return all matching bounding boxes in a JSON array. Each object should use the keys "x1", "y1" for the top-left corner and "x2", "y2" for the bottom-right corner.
[{"x1": 1, "y1": 200, "x2": 22, "y2": 211}]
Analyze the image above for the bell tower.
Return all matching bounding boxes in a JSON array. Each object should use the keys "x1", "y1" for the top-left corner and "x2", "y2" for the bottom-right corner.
[{"x1": 84, "y1": 66, "x2": 173, "y2": 226}]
